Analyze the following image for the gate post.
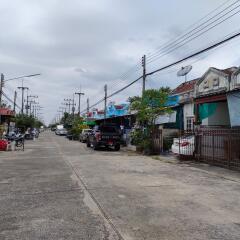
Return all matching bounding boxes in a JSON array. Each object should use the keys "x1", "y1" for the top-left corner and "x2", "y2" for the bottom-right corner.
[
  {"x1": 228, "y1": 133, "x2": 232, "y2": 169},
  {"x1": 212, "y1": 132, "x2": 215, "y2": 163}
]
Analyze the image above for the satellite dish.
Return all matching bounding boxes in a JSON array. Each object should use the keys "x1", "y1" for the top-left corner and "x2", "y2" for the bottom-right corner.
[
  {"x1": 177, "y1": 65, "x2": 192, "y2": 77},
  {"x1": 177, "y1": 65, "x2": 192, "y2": 82}
]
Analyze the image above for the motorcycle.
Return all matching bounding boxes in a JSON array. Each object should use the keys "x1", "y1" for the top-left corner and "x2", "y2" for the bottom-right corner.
[{"x1": 4, "y1": 133, "x2": 25, "y2": 149}]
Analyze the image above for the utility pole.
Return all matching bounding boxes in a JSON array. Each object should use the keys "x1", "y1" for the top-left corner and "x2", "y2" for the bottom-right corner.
[
  {"x1": 72, "y1": 95, "x2": 75, "y2": 116},
  {"x1": 29, "y1": 100, "x2": 38, "y2": 116},
  {"x1": 0, "y1": 73, "x2": 4, "y2": 107},
  {"x1": 87, "y1": 98, "x2": 89, "y2": 115},
  {"x1": 13, "y1": 91, "x2": 17, "y2": 113},
  {"x1": 64, "y1": 99, "x2": 71, "y2": 113},
  {"x1": 18, "y1": 86, "x2": 29, "y2": 114},
  {"x1": 26, "y1": 95, "x2": 38, "y2": 115},
  {"x1": 104, "y1": 84, "x2": 107, "y2": 119},
  {"x1": 75, "y1": 92, "x2": 84, "y2": 116},
  {"x1": 61, "y1": 102, "x2": 68, "y2": 113},
  {"x1": 32, "y1": 105, "x2": 35, "y2": 117},
  {"x1": 142, "y1": 55, "x2": 146, "y2": 97}
]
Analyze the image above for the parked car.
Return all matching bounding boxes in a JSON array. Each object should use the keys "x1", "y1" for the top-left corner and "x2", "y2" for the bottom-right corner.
[
  {"x1": 25, "y1": 129, "x2": 34, "y2": 140},
  {"x1": 79, "y1": 129, "x2": 92, "y2": 142},
  {"x1": 32, "y1": 128, "x2": 39, "y2": 138},
  {"x1": 66, "y1": 131, "x2": 73, "y2": 140},
  {"x1": 55, "y1": 129, "x2": 60, "y2": 135},
  {"x1": 171, "y1": 135, "x2": 195, "y2": 156},
  {"x1": 86, "y1": 124, "x2": 121, "y2": 151},
  {"x1": 57, "y1": 128, "x2": 68, "y2": 136}
]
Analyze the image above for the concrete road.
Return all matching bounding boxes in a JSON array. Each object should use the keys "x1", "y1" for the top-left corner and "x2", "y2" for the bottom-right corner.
[{"x1": 1, "y1": 131, "x2": 240, "y2": 240}]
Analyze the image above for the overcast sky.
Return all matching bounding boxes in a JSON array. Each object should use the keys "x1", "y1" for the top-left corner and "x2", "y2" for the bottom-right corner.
[{"x1": 1, "y1": 0, "x2": 240, "y2": 124}]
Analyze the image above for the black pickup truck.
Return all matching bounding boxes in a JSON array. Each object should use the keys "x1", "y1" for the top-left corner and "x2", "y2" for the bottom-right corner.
[{"x1": 86, "y1": 124, "x2": 121, "y2": 151}]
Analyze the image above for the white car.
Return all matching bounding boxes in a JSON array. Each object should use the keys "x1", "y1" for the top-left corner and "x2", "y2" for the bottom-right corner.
[
  {"x1": 171, "y1": 135, "x2": 195, "y2": 156},
  {"x1": 79, "y1": 129, "x2": 92, "y2": 142},
  {"x1": 55, "y1": 128, "x2": 67, "y2": 136}
]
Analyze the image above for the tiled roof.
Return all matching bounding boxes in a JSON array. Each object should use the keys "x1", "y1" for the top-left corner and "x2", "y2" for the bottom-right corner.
[
  {"x1": 171, "y1": 66, "x2": 238, "y2": 96},
  {"x1": 171, "y1": 78, "x2": 199, "y2": 95}
]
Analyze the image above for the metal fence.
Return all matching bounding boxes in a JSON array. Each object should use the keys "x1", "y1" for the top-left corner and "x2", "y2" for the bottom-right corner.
[
  {"x1": 152, "y1": 128, "x2": 163, "y2": 154},
  {"x1": 178, "y1": 128, "x2": 240, "y2": 170}
]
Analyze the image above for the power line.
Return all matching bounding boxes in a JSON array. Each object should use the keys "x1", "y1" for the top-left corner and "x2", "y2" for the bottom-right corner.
[
  {"x1": 147, "y1": 0, "x2": 240, "y2": 61},
  {"x1": 2, "y1": 91, "x2": 21, "y2": 109},
  {"x1": 80, "y1": 1, "x2": 240, "y2": 115},
  {"x1": 147, "y1": 30, "x2": 240, "y2": 76},
  {"x1": 147, "y1": 0, "x2": 234, "y2": 57},
  {"x1": 82, "y1": 29, "x2": 240, "y2": 114},
  {"x1": 147, "y1": 3, "x2": 240, "y2": 65}
]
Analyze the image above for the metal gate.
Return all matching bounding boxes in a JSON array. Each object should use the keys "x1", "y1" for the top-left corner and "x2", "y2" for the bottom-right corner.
[
  {"x1": 152, "y1": 128, "x2": 163, "y2": 154},
  {"x1": 195, "y1": 128, "x2": 240, "y2": 170}
]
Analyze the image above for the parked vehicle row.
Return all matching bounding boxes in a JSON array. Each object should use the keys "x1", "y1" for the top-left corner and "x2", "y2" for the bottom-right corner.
[
  {"x1": 86, "y1": 124, "x2": 121, "y2": 151},
  {"x1": 53, "y1": 123, "x2": 121, "y2": 151},
  {"x1": 52, "y1": 122, "x2": 197, "y2": 155}
]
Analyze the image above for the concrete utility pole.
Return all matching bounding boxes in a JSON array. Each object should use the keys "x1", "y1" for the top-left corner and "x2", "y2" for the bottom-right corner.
[
  {"x1": 61, "y1": 102, "x2": 68, "y2": 113},
  {"x1": 0, "y1": 73, "x2": 4, "y2": 107},
  {"x1": 75, "y1": 92, "x2": 84, "y2": 116},
  {"x1": 13, "y1": 91, "x2": 17, "y2": 113},
  {"x1": 64, "y1": 99, "x2": 72, "y2": 114},
  {"x1": 142, "y1": 55, "x2": 146, "y2": 97},
  {"x1": 26, "y1": 95, "x2": 38, "y2": 115},
  {"x1": 59, "y1": 106, "x2": 65, "y2": 113},
  {"x1": 72, "y1": 95, "x2": 76, "y2": 116},
  {"x1": 18, "y1": 86, "x2": 29, "y2": 114},
  {"x1": 29, "y1": 100, "x2": 38, "y2": 116},
  {"x1": 87, "y1": 98, "x2": 89, "y2": 115},
  {"x1": 104, "y1": 84, "x2": 107, "y2": 119}
]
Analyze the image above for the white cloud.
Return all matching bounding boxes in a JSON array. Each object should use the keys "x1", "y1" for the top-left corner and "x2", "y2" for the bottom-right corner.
[{"x1": 1, "y1": 0, "x2": 240, "y2": 124}]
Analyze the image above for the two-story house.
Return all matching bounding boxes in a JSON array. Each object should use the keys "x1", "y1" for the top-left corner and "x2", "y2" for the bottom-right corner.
[
  {"x1": 170, "y1": 78, "x2": 199, "y2": 130},
  {"x1": 227, "y1": 68, "x2": 240, "y2": 127},
  {"x1": 195, "y1": 67, "x2": 237, "y2": 127}
]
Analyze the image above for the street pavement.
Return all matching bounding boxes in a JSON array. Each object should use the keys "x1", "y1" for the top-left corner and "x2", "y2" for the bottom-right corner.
[{"x1": 0, "y1": 131, "x2": 240, "y2": 240}]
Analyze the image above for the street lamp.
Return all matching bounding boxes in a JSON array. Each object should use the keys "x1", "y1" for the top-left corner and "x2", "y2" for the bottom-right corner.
[{"x1": 0, "y1": 73, "x2": 40, "y2": 113}]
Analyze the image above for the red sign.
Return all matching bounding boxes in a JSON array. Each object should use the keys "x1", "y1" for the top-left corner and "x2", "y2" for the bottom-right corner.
[{"x1": 0, "y1": 108, "x2": 14, "y2": 116}]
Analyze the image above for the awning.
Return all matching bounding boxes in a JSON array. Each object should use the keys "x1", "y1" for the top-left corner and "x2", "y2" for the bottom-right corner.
[
  {"x1": 198, "y1": 103, "x2": 217, "y2": 121},
  {"x1": 83, "y1": 121, "x2": 96, "y2": 126}
]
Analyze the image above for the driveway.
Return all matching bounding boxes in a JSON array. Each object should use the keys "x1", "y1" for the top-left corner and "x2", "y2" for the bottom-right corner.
[{"x1": 0, "y1": 131, "x2": 240, "y2": 240}]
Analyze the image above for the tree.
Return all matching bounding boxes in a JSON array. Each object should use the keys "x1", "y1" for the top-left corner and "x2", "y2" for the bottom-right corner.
[
  {"x1": 128, "y1": 96, "x2": 141, "y2": 104},
  {"x1": 14, "y1": 114, "x2": 44, "y2": 132},
  {"x1": 130, "y1": 88, "x2": 171, "y2": 154}
]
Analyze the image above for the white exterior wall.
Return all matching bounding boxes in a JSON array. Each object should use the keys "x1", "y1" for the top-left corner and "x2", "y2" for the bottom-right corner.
[
  {"x1": 196, "y1": 69, "x2": 229, "y2": 97},
  {"x1": 183, "y1": 103, "x2": 194, "y2": 130}
]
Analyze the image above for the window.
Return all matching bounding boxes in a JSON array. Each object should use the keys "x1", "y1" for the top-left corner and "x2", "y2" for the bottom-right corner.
[
  {"x1": 186, "y1": 117, "x2": 194, "y2": 130},
  {"x1": 213, "y1": 78, "x2": 219, "y2": 87}
]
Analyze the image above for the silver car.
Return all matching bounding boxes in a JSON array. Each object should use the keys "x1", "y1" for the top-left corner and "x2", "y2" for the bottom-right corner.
[{"x1": 79, "y1": 129, "x2": 92, "y2": 142}]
